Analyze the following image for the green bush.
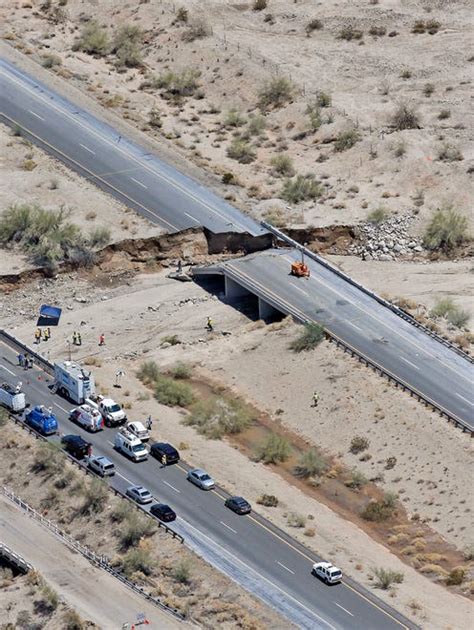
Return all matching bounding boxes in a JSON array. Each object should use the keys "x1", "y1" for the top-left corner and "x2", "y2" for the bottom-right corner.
[
  {"x1": 423, "y1": 206, "x2": 469, "y2": 251},
  {"x1": 289, "y1": 322, "x2": 324, "y2": 352},
  {"x1": 350, "y1": 436, "x2": 369, "y2": 454},
  {"x1": 430, "y1": 297, "x2": 470, "y2": 328},
  {"x1": 119, "y1": 512, "x2": 155, "y2": 550},
  {"x1": 258, "y1": 76, "x2": 294, "y2": 109},
  {"x1": 136, "y1": 360, "x2": 161, "y2": 385},
  {"x1": 367, "y1": 206, "x2": 389, "y2": 224},
  {"x1": 361, "y1": 492, "x2": 397, "y2": 522},
  {"x1": 334, "y1": 129, "x2": 360, "y2": 151},
  {"x1": 257, "y1": 434, "x2": 292, "y2": 464},
  {"x1": 112, "y1": 24, "x2": 144, "y2": 68},
  {"x1": 390, "y1": 103, "x2": 420, "y2": 130},
  {"x1": 294, "y1": 448, "x2": 328, "y2": 478},
  {"x1": 281, "y1": 174, "x2": 322, "y2": 203},
  {"x1": 371, "y1": 567, "x2": 404, "y2": 589},
  {"x1": 270, "y1": 154, "x2": 295, "y2": 177},
  {"x1": 111, "y1": 502, "x2": 132, "y2": 524},
  {"x1": 32, "y1": 443, "x2": 64, "y2": 476},
  {"x1": 246, "y1": 114, "x2": 267, "y2": 136},
  {"x1": 169, "y1": 362, "x2": 192, "y2": 380},
  {"x1": 80, "y1": 478, "x2": 108, "y2": 515},
  {"x1": 316, "y1": 91, "x2": 331, "y2": 108},
  {"x1": 345, "y1": 468, "x2": 368, "y2": 489},
  {"x1": 185, "y1": 396, "x2": 253, "y2": 439},
  {"x1": 147, "y1": 70, "x2": 201, "y2": 98},
  {"x1": 122, "y1": 547, "x2": 156, "y2": 577},
  {"x1": 88, "y1": 226, "x2": 111, "y2": 247},
  {"x1": 41, "y1": 54, "x2": 62, "y2": 69},
  {"x1": 306, "y1": 101, "x2": 322, "y2": 131},
  {"x1": 38, "y1": 583, "x2": 59, "y2": 613},
  {"x1": 154, "y1": 375, "x2": 195, "y2": 407},
  {"x1": 161, "y1": 334, "x2": 181, "y2": 346},
  {"x1": 73, "y1": 20, "x2": 110, "y2": 56},
  {"x1": 173, "y1": 559, "x2": 192, "y2": 583},
  {"x1": 257, "y1": 494, "x2": 279, "y2": 507},
  {"x1": 224, "y1": 108, "x2": 246, "y2": 128},
  {"x1": 227, "y1": 138, "x2": 256, "y2": 164}
]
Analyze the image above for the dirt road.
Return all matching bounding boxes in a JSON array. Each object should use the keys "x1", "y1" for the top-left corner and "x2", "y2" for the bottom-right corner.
[{"x1": 0, "y1": 495, "x2": 184, "y2": 629}]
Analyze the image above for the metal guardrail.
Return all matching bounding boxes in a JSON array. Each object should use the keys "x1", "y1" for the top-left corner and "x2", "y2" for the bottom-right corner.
[
  {"x1": 0, "y1": 541, "x2": 34, "y2": 574},
  {"x1": 0, "y1": 329, "x2": 55, "y2": 373},
  {"x1": 261, "y1": 221, "x2": 473, "y2": 363},
  {"x1": 2, "y1": 486, "x2": 186, "y2": 622}
]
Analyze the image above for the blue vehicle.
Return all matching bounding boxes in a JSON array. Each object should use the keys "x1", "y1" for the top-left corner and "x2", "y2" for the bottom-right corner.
[{"x1": 24, "y1": 405, "x2": 58, "y2": 436}]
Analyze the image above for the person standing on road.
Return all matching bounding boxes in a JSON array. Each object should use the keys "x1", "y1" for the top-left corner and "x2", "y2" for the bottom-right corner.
[
  {"x1": 161, "y1": 454, "x2": 167, "y2": 468},
  {"x1": 99, "y1": 333, "x2": 105, "y2": 346},
  {"x1": 18, "y1": 353, "x2": 24, "y2": 368},
  {"x1": 77, "y1": 332, "x2": 82, "y2": 346},
  {"x1": 311, "y1": 392, "x2": 319, "y2": 407},
  {"x1": 72, "y1": 331, "x2": 78, "y2": 346},
  {"x1": 206, "y1": 317, "x2": 213, "y2": 332},
  {"x1": 146, "y1": 416, "x2": 152, "y2": 431},
  {"x1": 35, "y1": 329, "x2": 41, "y2": 344}
]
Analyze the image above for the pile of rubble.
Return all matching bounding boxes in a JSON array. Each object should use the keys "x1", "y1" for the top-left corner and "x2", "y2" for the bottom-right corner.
[{"x1": 350, "y1": 215, "x2": 425, "y2": 261}]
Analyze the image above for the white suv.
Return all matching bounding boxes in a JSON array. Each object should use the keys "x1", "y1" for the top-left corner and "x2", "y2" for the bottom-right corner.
[{"x1": 312, "y1": 562, "x2": 343, "y2": 585}]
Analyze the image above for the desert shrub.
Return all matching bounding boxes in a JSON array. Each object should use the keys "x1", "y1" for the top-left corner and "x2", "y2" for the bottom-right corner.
[
  {"x1": 306, "y1": 19, "x2": 323, "y2": 34},
  {"x1": 371, "y1": 567, "x2": 404, "y2": 589},
  {"x1": 257, "y1": 494, "x2": 279, "y2": 507},
  {"x1": 281, "y1": 174, "x2": 322, "y2": 203},
  {"x1": 289, "y1": 322, "x2": 324, "y2": 352},
  {"x1": 385, "y1": 456, "x2": 397, "y2": 470},
  {"x1": 42, "y1": 54, "x2": 62, "y2": 68},
  {"x1": 263, "y1": 206, "x2": 287, "y2": 228},
  {"x1": 119, "y1": 512, "x2": 155, "y2": 550},
  {"x1": 367, "y1": 206, "x2": 390, "y2": 225},
  {"x1": 246, "y1": 114, "x2": 267, "y2": 136},
  {"x1": 437, "y1": 142, "x2": 463, "y2": 162},
  {"x1": 41, "y1": 488, "x2": 60, "y2": 509},
  {"x1": 270, "y1": 154, "x2": 295, "y2": 177},
  {"x1": 111, "y1": 502, "x2": 132, "y2": 524},
  {"x1": 253, "y1": 0, "x2": 267, "y2": 9},
  {"x1": 345, "y1": 468, "x2": 368, "y2": 489},
  {"x1": 137, "y1": 360, "x2": 160, "y2": 384},
  {"x1": 426, "y1": 19, "x2": 441, "y2": 34},
  {"x1": 438, "y1": 109, "x2": 450, "y2": 120},
  {"x1": 257, "y1": 434, "x2": 292, "y2": 464},
  {"x1": 412, "y1": 20, "x2": 426, "y2": 34},
  {"x1": 80, "y1": 478, "x2": 108, "y2": 515},
  {"x1": 224, "y1": 108, "x2": 246, "y2": 128},
  {"x1": 463, "y1": 544, "x2": 474, "y2": 561},
  {"x1": 334, "y1": 129, "x2": 360, "y2": 151},
  {"x1": 361, "y1": 492, "x2": 397, "y2": 522},
  {"x1": 148, "y1": 70, "x2": 201, "y2": 98},
  {"x1": 15, "y1": 611, "x2": 32, "y2": 629},
  {"x1": 88, "y1": 226, "x2": 110, "y2": 247},
  {"x1": 258, "y1": 76, "x2": 294, "y2": 109},
  {"x1": 369, "y1": 25, "x2": 386, "y2": 37},
  {"x1": 294, "y1": 448, "x2": 328, "y2": 478},
  {"x1": 423, "y1": 206, "x2": 469, "y2": 251},
  {"x1": 306, "y1": 101, "x2": 322, "y2": 131},
  {"x1": 0, "y1": 407, "x2": 8, "y2": 427},
  {"x1": 423, "y1": 83, "x2": 435, "y2": 97},
  {"x1": 173, "y1": 559, "x2": 192, "y2": 583},
  {"x1": 32, "y1": 442, "x2": 64, "y2": 476},
  {"x1": 431, "y1": 297, "x2": 469, "y2": 328},
  {"x1": 186, "y1": 396, "x2": 253, "y2": 439},
  {"x1": 350, "y1": 436, "x2": 369, "y2": 454},
  {"x1": 338, "y1": 24, "x2": 363, "y2": 41},
  {"x1": 37, "y1": 583, "x2": 59, "y2": 614},
  {"x1": 22, "y1": 159, "x2": 37, "y2": 171},
  {"x1": 227, "y1": 138, "x2": 256, "y2": 163},
  {"x1": 73, "y1": 20, "x2": 109, "y2": 56},
  {"x1": 169, "y1": 362, "x2": 192, "y2": 380},
  {"x1": 161, "y1": 334, "x2": 181, "y2": 346},
  {"x1": 316, "y1": 91, "x2": 331, "y2": 108},
  {"x1": 390, "y1": 102, "x2": 420, "y2": 130},
  {"x1": 122, "y1": 547, "x2": 156, "y2": 577},
  {"x1": 62, "y1": 609, "x2": 86, "y2": 630},
  {"x1": 175, "y1": 7, "x2": 188, "y2": 23},
  {"x1": 154, "y1": 375, "x2": 195, "y2": 407},
  {"x1": 112, "y1": 24, "x2": 143, "y2": 68},
  {"x1": 446, "y1": 567, "x2": 465, "y2": 586},
  {"x1": 287, "y1": 512, "x2": 306, "y2": 528},
  {"x1": 182, "y1": 18, "x2": 210, "y2": 42},
  {"x1": 148, "y1": 107, "x2": 162, "y2": 128}
]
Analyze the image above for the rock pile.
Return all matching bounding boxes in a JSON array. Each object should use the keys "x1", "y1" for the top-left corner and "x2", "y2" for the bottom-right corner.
[{"x1": 350, "y1": 215, "x2": 424, "y2": 261}]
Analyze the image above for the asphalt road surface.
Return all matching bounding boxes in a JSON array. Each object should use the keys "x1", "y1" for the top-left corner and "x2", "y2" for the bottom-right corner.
[
  {"x1": 0, "y1": 341, "x2": 416, "y2": 630},
  {"x1": 195, "y1": 249, "x2": 474, "y2": 429},
  {"x1": 0, "y1": 58, "x2": 264, "y2": 236}
]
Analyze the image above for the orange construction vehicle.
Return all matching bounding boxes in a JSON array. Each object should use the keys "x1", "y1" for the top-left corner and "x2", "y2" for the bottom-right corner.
[{"x1": 290, "y1": 251, "x2": 310, "y2": 278}]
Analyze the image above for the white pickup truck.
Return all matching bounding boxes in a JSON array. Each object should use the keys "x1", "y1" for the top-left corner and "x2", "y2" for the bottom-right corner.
[{"x1": 86, "y1": 394, "x2": 126, "y2": 427}]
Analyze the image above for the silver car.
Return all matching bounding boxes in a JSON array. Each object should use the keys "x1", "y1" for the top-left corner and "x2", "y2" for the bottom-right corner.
[
  {"x1": 186, "y1": 468, "x2": 215, "y2": 490},
  {"x1": 125, "y1": 485, "x2": 153, "y2": 504}
]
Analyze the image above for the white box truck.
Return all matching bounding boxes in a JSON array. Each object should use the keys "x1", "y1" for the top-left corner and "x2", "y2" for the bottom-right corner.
[
  {"x1": 0, "y1": 382, "x2": 26, "y2": 413},
  {"x1": 54, "y1": 361, "x2": 95, "y2": 404}
]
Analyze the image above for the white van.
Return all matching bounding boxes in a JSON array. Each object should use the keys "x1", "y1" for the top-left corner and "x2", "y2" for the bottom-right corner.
[
  {"x1": 0, "y1": 382, "x2": 26, "y2": 413},
  {"x1": 114, "y1": 428, "x2": 148, "y2": 462},
  {"x1": 127, "y1": 421, "x2": 149, "y2": 442},
  {"x1": 69, "y1": 404, "x2": 104, "y2": 432}
]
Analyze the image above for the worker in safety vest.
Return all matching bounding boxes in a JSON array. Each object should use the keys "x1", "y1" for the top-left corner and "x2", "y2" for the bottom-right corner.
[
  {"x1": 161, "y1": 454, "x2": 167, "y2": 467},
  {"x1": 35, "y1": 329, "x2": 41, "y2": 344},
  {"x1": 312, "y1": 392, "x2": 319, "y2": 407},
  {"x1": 206, "y1": 317, "x2": 213, "y2": 332}
]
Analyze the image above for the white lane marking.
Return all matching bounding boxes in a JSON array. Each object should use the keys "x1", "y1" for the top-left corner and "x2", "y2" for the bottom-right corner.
[
  {"x1": 347, "y1": 321, "x2": 363, "y2": 332},
  {"x1": 334, "y1": 602, "x2": 354, "y2": 617},
  {"x1": 28, "y1": 109, "x2": 44, "y2": 120},
  {"x1": 116, "y1": 471, "x2": 135, "y2": 486},
  {"x1": 456, "y1": 393, "x2": 474, "y2": 407},
  {"x1": 54, "y1": 403, "x2": 69, "y2": 413},
  {"x1": 184, "y1": 211, "x2": 199, "y2": 223},
  {"x1": 0, "y1": 365, "x2": 15, "y2": 375},
  {"x1": 399, "y1": 356, "x2": 420, "y2": 370},
  {"x1": 162, "y1": 480, "x2": 181, "y2": 493},
  {"x1": 277, "y1": 561, "x2": 295, "y2": 575},
  {"x1": 79, "y1": 143, "x2": 95, "y2": 155},
  {"x1": 293, "y1": 285, "x2": 309, "y2": 296},
  {"x1": 220, "y1": 521, "x2": 237, "y2": 534},
  {"x1": 130, "y1": 177, "x2": 148, "y2": 189}
]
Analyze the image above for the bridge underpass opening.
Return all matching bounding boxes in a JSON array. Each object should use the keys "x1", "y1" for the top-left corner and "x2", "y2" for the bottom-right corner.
[{"x1": 225, "y1": 276, "x2": 285, "y2": 323}]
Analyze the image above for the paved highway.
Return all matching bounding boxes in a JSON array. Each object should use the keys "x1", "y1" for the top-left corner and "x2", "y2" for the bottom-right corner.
[
  {"x1": 195, "y1": 249, "x2": 474, "y2": 429},
  {"x1": 0, "y1": 341, "x2": 415, "y2": 630},
  {"x1": 0, "y1": 59, "x2": 264, "y2": 235}
]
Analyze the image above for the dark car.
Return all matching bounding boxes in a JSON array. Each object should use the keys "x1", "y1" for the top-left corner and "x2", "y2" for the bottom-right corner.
[
  {"x1": 150, "y1": 503, "x2": 176, "y2": 522},
  {"x1": 150, "y1": 442, "x2": 180, "y2": 465},
  {"x1": 61, "y1": 434, "x2": 92, "y2": 459},
  {"x1": 225, "y1": 496, "x2": 252, "y2": 515}
]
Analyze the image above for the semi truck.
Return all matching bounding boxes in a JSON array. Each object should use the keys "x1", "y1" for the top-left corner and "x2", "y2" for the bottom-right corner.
[
  {"x1": 24, "y1": 405, "x2": 58, "y2": 436},
  {"x1": 54, "y1": 361, "x2": 95, "y2": 404},
  {"x1": 0, "y1": 382, "x2": 26, "y2": 413}
]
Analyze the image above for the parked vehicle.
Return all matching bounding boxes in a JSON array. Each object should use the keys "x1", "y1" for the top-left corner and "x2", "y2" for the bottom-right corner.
[
  {"x1": 186, "y1": 468, "x2": 215, "y2": 490},
  {"x1": 86, "y1": 394, "x2": 126, "y2": 427},
  {"x1": 54, "y1": 361, "x2": 95, "y2": 404},
  {"x1": 150, "y1": 503, "x2": 176, "y2": 522},
  {"x1": 24, "y1": 405, "x2": 58, "y2": 436},
  {"x1": 69, "y1": 404, "x2": 104, "y2": 432},
  {"x1": 61, "y1": 434, "x2": 92, "y2": 459},
  {"x1": 0, "y1": 381, "x2": 26, "y2": 413},
  {"x1": 126, "y1": 421, "x2": 149, "y2": 441},
  {"x1": 87, "y1": 455, "x2": 115, "y2": 477},
  {"x1": 225, "y1": 496, "x2": 251, "y2": 515},
  {"x1": 126, "y1": 485, "x2": 153, "y2": 504},
  {"x1": 312, "y1": 562, "x2": 343, "y2": 585},
  {"x1": 114, "y1": 427, "x2": 148, "y2": 462},
  {"x1": 150, "y1": 442, "x2": 180, "y2": 465}
]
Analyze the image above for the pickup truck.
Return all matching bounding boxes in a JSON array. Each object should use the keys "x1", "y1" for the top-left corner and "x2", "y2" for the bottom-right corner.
[{"x1": 86, "y1": 394, "x2": 126, "y2": 427}]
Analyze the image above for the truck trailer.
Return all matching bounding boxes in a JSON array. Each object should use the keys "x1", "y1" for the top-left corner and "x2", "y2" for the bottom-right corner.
[{"x1": 54, "y1": 361, "x2": 95, "y2": 404}]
